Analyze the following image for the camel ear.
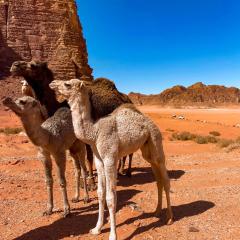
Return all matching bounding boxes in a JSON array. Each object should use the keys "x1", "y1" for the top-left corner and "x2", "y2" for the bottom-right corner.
[{"x1": 79, "y1": 81, "x2": 86, "y2": 90}]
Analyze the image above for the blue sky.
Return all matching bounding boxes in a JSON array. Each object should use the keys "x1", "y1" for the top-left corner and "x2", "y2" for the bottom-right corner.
[{"x1": 76, "y1": 0, "x2": 240, "y2": 94}]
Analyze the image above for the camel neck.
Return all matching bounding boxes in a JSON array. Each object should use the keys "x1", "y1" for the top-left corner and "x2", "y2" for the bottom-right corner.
[
  {"x1": 21, "y1": 113, "x2": 48, "y2": 147},
  {"x1": 69, "y1": 93, "x2": 95, "y2": 144}
]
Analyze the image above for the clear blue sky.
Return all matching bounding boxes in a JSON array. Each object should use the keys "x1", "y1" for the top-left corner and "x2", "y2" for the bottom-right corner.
[{"x1": 76, "y1": 0, "x2": 240, "y2": 94}]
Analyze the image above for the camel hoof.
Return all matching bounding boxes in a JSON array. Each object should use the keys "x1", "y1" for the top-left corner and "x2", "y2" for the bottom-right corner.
[
  {"x1": 90, "y1": 227, "x2": 101, "y2": 235},
  {"x1": 42, "y1": 210, "x2": 53, "y2": 216},
  {"x1": 71, "y1": 197, "x2": 80, "y2": 203},
  {"x1": 167, "y1": 218, "x2": 174, "y2": 225},
  {"x1": 118, "y1": 171, "x2": 126, "y2": 176},
  {"x1": 63, "y1": 210, "x2": 71, "y2": 218},
  {"x1": 126, "y1": 170, "x2": 132, "y2": 178},
  {"x1": 109, "y1": 233, "x2": 117, "y2": 240}
]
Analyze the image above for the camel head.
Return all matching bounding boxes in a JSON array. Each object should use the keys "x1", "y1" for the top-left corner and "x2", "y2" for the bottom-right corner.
[
  {"x1": 49, "y1": 78, "x2": 92, "y2": 103},
  {"x1": 10, "y1": 60, "x2": 48, "y2": 78},
  {"x1": 2, "y1": 96, "x2": 42, "y2": 117}
]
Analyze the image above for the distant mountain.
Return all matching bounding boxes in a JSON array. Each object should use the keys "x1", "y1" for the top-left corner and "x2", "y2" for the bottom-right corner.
[{"x1": 129, "y1": 82, "x2": 240, "y2": 106}]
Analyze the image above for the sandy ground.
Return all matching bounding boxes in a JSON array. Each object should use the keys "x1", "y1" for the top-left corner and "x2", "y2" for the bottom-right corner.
[{"x1": 1, "y1": 107, "x2": 240, "y2": 240}]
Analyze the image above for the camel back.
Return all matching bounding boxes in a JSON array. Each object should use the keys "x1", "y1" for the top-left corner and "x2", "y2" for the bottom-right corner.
[{"x1": 88, "y1": 78, "x2": 132, "y2": 120}]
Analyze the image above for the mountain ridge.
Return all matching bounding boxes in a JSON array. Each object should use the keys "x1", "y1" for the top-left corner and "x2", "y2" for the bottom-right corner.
[{"x1": 128, "y1": 82, "x2": 240, "y2": 106}]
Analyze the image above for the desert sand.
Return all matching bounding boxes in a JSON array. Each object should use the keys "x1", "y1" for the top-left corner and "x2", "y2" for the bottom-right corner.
[{"x1": 1, "y1": 106, "x2": 240, "y2": 240}]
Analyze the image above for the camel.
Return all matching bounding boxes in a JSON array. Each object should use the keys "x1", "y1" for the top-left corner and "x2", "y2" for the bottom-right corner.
[
  {"x1": 11, "y1": 60, "x2": 135, "y2": 179},
  {"x1": 49, "y1": 79, "x2": 174, "y2": 240},
  {"x1": 2, "y1": 96, "x2": 89, "y2": 217},
  {"x1": 10, "y1": 60, "x2": 96, "y2": 190}
]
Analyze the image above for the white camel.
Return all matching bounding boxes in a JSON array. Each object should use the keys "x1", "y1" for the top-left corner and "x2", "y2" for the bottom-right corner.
[{"x1": 49, "y1": 79, "x2": 173, "y2": 240}]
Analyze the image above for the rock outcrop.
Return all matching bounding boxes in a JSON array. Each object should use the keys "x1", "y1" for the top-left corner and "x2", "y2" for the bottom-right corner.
[
  {"x1": 0, "y1": 0, "x2": 92, "y2": 80},
  {"x1": 129, "y1": 82, "x2": 240, "y2": 106}
]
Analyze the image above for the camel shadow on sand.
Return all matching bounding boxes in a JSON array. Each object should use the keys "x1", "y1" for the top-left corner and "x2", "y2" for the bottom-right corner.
[
  {"x1": 13, "y1": 167, "x2": 187, "y2": 239},
  {"x1": 121, "y1": 200, "x2": 215, "y2": 240},
  {"x1": 13, "y1": 188, "x2": 141, "y2": 240},
  {"x1": 13, "y1": 198, "x2": 215, "y2": 240},
  {"x1": 118, "y1": 167, "x2": 185, "y2": 187}
]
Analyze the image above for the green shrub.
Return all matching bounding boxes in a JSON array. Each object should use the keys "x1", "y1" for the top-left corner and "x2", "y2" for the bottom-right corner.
[
  {"x1": 209, "y1": 131, "x2": 221, "y2": 137},
  {"x1": 0, "y1": 127, "x2": 23, "y2": 135}
]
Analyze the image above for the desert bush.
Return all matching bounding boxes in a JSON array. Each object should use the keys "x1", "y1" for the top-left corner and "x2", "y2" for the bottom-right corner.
[
  {"x1": 209, "y1": 131, "x2": 221, "y2": 137},
  {"x1": 217, "y1": 139, "x2": 234, "y2": 148},
  {"x1": 206, "y1": 135, "x2": 218, "y2": 143},
  {"x1": 171, "y1": 131, "x2": 196, "y2": 141},
  {"x1": 225, "y1": 143, "x2": 240, "y2": 153},
  {"x1": 166, "y1": 128, "x2": 175, "y2": 132},
  {"x1": 235, "y1": 137, "x2": 240, "y2": 143},
  {"x1": 194, "y1": 135, "x2": 208, "y2": 144},
  {"x1": 0, "y1": 127, "x2": 23, "y2": 135}
]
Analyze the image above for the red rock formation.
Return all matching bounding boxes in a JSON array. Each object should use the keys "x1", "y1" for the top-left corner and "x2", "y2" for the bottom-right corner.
[
  {"x1": 129, "y1": 82, "x2": 240, "y2": 106},
  {"x1": 0, "y1": 0, "x2": 92, "y2": 80}
]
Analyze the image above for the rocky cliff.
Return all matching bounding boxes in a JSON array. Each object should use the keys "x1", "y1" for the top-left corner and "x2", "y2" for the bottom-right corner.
[
  {"x1": 0, "y1": 0, "x2": 92, "y2": 80},
  {"x1": 129, "y1": 82, "x2": 240, "y2": 107}
]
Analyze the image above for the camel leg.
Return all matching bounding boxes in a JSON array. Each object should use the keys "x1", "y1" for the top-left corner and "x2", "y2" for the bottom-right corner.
[
  {"x1": 78, "y1": 152, "x2": 90, "y2": 203},
  {"x1": 53, "y1": 151, "x2": 70, "y2": 217},
  {"x1": 38, "y1": 148, "x2": 54, "y2": 216},
  {"x1": 70, "y1": 143, "x2": 89, "y2": 204},
  {"x1": 70, "y1": 153, "x2": 89, "y2": 203},
  {"x1": 158, "y1": 162, "x2": 173, "y2": 225},
  {"x1": 70, "y1": 154, "x2": 81, "y2": 203},
  {"x1": 90, "y1": 155, "x2": 106, "y2": 235},
  {"x1": 104, "y1": 160, "x2": 117, "y2": 240},
  {"x1": 118, "y1": 156, "x2": 126, "y2": 176},
  {"x1": 86, "y1": 144, "x2": 97, "y2": 191},
  {"x1": 150, "y1": 163, "x2": 163, "y2": 216},
  {"x1": 126, "y1": 153, "x2": 133, "y2": 177}
]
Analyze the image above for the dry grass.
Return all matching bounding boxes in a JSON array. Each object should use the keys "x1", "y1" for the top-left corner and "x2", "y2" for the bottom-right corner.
[
  {"x1": 225, "y1": 143, "x2": 240, "y2": 153},
  {"x1": 166, "y1": 128, "x2": 175, "y2": 132},
  {"x1": 0, "y1": 127, "x2": 23, "y2": 135},
  {"x1": 171, "y1": 131, "x2": 219, "y2": 145},
  {"x1": 194, "y1": 136, "x2": 208, "y2": 144},
  {"x1": 217, "y1": 139, "x2": 234, "y2": 148}
]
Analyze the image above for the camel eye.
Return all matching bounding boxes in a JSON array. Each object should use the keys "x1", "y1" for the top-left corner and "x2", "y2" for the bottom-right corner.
[
  {"x1": 19, "y1": 100, "x2": 26, "y2": 105},
  {"x1": 30, "y1": 63, "x2": 37, "y2": 69},
  {"x1": 64, "y1": 83, "x2": 71, "y2": 88}
]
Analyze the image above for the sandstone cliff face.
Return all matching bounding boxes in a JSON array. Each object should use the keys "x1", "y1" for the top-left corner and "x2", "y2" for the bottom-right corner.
[
  {"x1": 129, "y1": 82, "x2": 240, "y2": 106},
  {"x1": 0, "y1": 0, "x2": 92, "y2": 80}
]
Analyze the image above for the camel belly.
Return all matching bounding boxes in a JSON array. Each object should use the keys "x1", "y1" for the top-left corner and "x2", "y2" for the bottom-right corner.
[{"x1": 116, "y1": 112, "x2": 149, "y2": 158}]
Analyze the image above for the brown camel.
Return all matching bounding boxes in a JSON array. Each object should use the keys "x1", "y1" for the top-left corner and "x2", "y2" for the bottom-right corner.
[
  {"x1": 3, "y1": 96, "x2": 89, "y2": 217},
  {"x1": 11, "y1": 60, "x2": 134, "y2": 177}
]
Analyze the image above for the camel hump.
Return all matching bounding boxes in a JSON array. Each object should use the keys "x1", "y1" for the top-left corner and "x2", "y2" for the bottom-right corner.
[{"x1": 89, "y1": 77, "x2": 132, "y2": 120}]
